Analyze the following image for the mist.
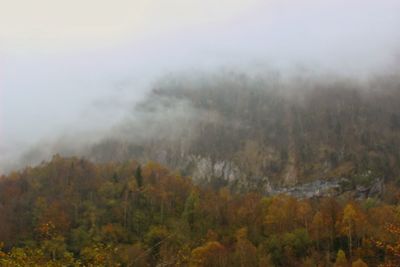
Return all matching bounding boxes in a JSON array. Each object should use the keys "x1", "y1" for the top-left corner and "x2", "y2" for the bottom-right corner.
[{"x1": 1, "y1": 0, "x2": 400, "y2": 174}]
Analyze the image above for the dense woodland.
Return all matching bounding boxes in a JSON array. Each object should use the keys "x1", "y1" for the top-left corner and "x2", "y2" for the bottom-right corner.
[
  {"x1": 3, "y1": 72, "x2": 400, "y2": 266},
  {"x1": 79, "y1": 72, "x2": 400, "y2": 190},
  {"x1": 1, "y1": 155, "x2": 400, "y2": 266}
]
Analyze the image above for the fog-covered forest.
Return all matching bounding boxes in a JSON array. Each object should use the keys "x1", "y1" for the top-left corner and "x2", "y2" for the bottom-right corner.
[
  {"x1": 3, "y1": 0, "x2": 400, "y2": 266},
  {"x1": 2, "y1": 72, "x2": 400, "y2": 266}
]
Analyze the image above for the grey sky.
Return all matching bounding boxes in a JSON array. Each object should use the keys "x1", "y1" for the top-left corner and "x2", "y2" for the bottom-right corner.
[{"x1": 1, "y1": 0, "x2": 400, "y2": 172}]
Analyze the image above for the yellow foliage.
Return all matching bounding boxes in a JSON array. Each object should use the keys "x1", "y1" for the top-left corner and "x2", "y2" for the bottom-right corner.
[
  {"x1": 352, "y1": 258, "x2": 368, "y2": 267},
  {"x1": 190, "y1": 241, "x2": 226, "y2": 267}
]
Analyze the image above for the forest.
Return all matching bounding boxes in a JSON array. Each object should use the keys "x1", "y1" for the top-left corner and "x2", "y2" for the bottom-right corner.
[
  {"x1": 2, "y1": 0, "x2": 400, "y2": 266},
  {"x1": 2, "y1": 70, "x2": 400, "y2": 267},
  {"x1": 1, "y1": 155, "x2": 400, "y2": 266},
  {"x1": 17, "y1": 72, "x2": 400, "y2": 194}
]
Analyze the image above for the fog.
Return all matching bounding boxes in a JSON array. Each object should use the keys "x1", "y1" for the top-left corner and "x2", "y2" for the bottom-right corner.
[{"x1": 1, "y1": 0, "x2": 400, "y2": 173}]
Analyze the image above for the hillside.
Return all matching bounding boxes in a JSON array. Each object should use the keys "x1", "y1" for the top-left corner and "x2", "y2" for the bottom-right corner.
[
  {"x1": 1, "y1": 156, "x2": 400, "y2": 266},
  {"x1": 81, "y1": 72, "x2": 400, "y2": 194}
]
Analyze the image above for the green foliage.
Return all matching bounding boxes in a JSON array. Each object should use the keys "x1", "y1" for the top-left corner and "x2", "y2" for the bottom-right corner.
[
  {"x1": 144, "y1": 226, "x2": 169, "y2": 260},
  {"x1": 80, "y1": 243, "x2": 119, "y2": 267},
  {"x1": 182, "y1": 191, "x2": 199, "y2": 230},
  {"x1": 352, "y1": 170, "x2": 377, "y2": 187},
  {"x1": 283, "y1": 228, "x2": 312, "y2": 258}
]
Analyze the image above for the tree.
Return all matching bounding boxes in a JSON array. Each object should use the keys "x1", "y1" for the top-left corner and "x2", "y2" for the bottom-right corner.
[
  {"x1": 182, "y1": 191, "x2": 199, "y2": 231},
  {"x1": 144, "y1": 226, "x2": 170, "y2": 261},
  {"x1": 335, "y1": 249, "x2": 348, "y2": 267},
  {"x1": 234, "y1": 227, "x2": 258, "y2": 267},
  {"x1": 297, "y1": 200, "x2": 313, "y2": 231},
  {"x1": 190, "y1": 241, "x2": 227, "y2": 267},
  {"x1": 342, "y1": 204, "x2": 357, "y2": 258},
  {"x1": 352, "y1": 258, "x2": 368, "y2": 267},
  {"x1": 117, "y1": 243, "x2": 149, "y2": 267},
  {"x1": 283, "y1": 228, "x2": 312, "y2": 262},
  {"x1": 135, "y1": 165, "x2": 143, "y2": 188},
  {"x1": 80, "y1": 243, "x2": 119, "y2": 266},
  {"x1": 320, "y1": 197, "x2": 341, "y2": 252},
  {"x1": 375, "y1": 223, "x2": 400, "y2": 267},
  {"x1": 0, "y1": 243, "x2": 77, "y2": 266},
  {"x1": 310, "y1": 211, "x2": 325, "y2": 250},
  {"x1": 264, "y1": 195, "x2": 298, "y2": 234},
  {"x1": 341, "y1": 203, "x2": 367, "y2": 258}
]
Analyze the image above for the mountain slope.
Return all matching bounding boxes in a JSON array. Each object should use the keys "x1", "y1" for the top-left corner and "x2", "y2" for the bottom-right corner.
[
  {"x1": 0, "y1": 156, "x2": 399, "y2": 266},
  {"x1": 84, "y1": 72, "x2": 400, "y2": 192}
]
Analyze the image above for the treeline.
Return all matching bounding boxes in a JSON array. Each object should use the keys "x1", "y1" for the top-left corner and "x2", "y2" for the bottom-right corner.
[{"x1": 1, "y1": 156, "x2": 400, "y2": 266}]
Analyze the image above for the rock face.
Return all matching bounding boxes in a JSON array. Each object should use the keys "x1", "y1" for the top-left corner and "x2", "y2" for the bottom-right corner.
[
  {"x1": 268, "y1": 178, "x2": 384, "y2": 199},
  {"x1": 354, "y1": 178, "x2": 384, "y2": 199},
  {"x1": 268, "y1": 179, "x2": 346, "y2": 198},
  {"x1": 177, "y1": 154, "x2": 385, "y2": 199},
  {"x1": 187, "y1": 155, "x2": 240, "y2": 183}
]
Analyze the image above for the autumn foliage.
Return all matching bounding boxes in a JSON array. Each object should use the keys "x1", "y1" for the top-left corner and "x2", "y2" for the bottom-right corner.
[{"x1": 0, "y1": 156, "x2": 400, "y2": 266}]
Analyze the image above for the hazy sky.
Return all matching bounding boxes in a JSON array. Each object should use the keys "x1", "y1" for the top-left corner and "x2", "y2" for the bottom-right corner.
[{"x1": 1, "y1": 0, "x2": 400, "y2": 171}]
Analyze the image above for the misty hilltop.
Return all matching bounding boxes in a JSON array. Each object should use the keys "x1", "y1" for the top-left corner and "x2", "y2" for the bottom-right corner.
[{"x1": 16, "y1": 70, "x2": 399, "y2": 194}]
